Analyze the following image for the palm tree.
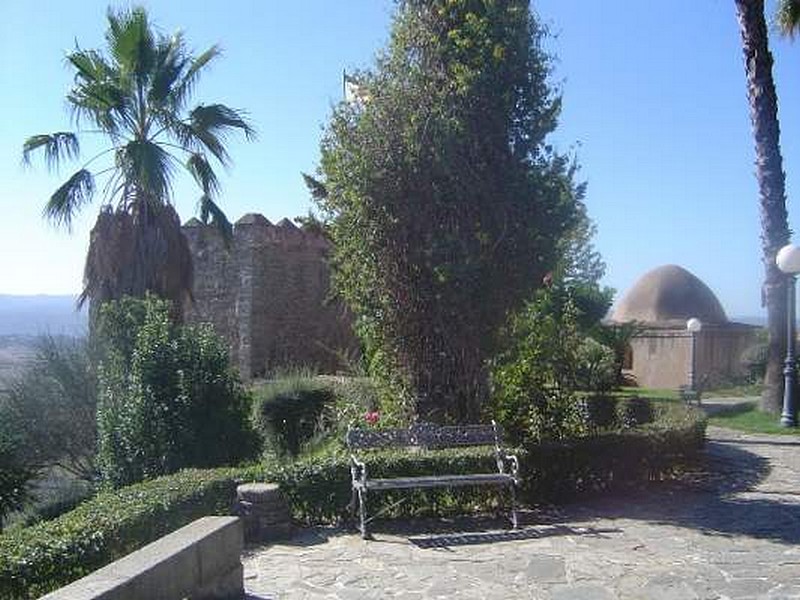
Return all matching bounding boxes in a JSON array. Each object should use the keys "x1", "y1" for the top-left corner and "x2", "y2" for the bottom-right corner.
[
  {"x1": 23, "y1": 6, "x2": 255, "y2": 313},
  {"x1": 734, "y1": 0, "x2": 791, "y2": 414}
]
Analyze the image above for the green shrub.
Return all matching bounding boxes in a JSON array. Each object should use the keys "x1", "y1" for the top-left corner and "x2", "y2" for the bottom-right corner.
[
  {"x1": 490, "y1": 293, "x2": 589, "y2": 444},
  {"x1": 616, "y1": 396, "x2": 655, "y2": 428},
  {"x1": 0, "y1": 425, "x2": 35, "y2": 531},
  {"x1": 582, "y1": 394, "x2": 618, "y2": 430},
  {"x1": 252, "y1": 373, "x2": 337, "y2": 458},
  {"x1": 574, "y1": 338, "x2": 618, "y2": 392},
  {"x1": 96, "y1": 296, "x2": 259, "y2": 487},
  {"x1": 0, "y1": 468, "x2": 249, "y2": 599},
  {"x1": 0, "y1": 335, "x2": 97, "y2": 482},
  {"x1": 522, "y1": 404, "x2": 706, "y2": 503}
]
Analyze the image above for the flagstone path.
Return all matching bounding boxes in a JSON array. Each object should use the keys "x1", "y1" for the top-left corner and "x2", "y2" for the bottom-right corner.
[{"x1": 243, "y1": 425, "x2": 800, "y2": 599}]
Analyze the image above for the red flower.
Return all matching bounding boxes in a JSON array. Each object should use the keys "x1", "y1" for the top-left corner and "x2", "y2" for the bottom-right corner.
[{"x1": 364, "y1": 411, "x2": 380, "y2": 425}]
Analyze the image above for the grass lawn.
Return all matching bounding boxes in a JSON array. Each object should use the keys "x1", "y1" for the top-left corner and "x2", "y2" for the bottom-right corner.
[
  {"x1": 709, "y1": 402, "x2": 800, "y2": 436},
  {"x1": 703, "y1": 383, "x2": 763, "y2": 398},
  {"x1": 611, "y1": 388, "x2": 680, "y2": 401}
]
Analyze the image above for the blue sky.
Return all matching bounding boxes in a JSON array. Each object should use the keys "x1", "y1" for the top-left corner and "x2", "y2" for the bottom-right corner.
[{"x1": 1, "y1": 1, "x2": 798, "y2": 318}]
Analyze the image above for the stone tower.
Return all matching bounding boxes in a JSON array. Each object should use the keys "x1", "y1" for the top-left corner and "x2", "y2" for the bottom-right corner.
[{"x1": 182, "y1": 214, "x2": 356, "y2": 379}]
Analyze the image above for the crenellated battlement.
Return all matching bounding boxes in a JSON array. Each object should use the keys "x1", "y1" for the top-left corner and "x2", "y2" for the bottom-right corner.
[{"x1": 183, "y1": 214, "x2": 329, "y2": 250}]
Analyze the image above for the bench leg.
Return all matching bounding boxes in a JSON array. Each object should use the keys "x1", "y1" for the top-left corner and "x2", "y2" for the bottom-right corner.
[
  {"x1": 510, "y1": 484, "x2": 519, "y2": 529},
  {"x1": 357, "y1": 488, "x2": 369, "y2": 540}
]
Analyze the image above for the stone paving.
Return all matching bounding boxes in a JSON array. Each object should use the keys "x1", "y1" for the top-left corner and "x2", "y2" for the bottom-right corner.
[{"x1": 242, "y1": 425, "x2": 800, "y2": 600}]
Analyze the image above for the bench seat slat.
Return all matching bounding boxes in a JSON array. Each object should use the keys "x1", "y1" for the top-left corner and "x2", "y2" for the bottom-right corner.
[{"x1": 359, "y1": 473, "x2": 514, "y2": 491}]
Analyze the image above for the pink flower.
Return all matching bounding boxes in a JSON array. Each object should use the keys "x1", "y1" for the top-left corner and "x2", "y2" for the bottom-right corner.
[{"x1": 364, "y1": 411, "x2": 380, "y2": 425}]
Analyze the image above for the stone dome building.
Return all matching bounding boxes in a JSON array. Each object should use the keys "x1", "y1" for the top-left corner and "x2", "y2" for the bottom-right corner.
[{"x1": 610, "y1": 265, "x2": 756, "y2": 389}]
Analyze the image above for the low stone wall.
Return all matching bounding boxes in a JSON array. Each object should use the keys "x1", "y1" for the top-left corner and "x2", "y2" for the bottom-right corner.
[{"x1": 40, "y1": 516, "x2": 244, "y2": 600}]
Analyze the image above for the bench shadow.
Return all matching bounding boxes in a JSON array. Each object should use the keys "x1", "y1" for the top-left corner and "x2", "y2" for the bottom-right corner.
[
  {"x1": 406, "y1": 524, "x2": 619, "y2": 549},
  {"x1": 549, "y1": 438, "x2": 800, "y2": 545}
]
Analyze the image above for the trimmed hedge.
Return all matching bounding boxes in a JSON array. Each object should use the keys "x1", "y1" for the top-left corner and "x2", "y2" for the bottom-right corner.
[
  {"x1": 0, "y1": 403, "x2": 707, "y2": 599},
  {"x1": 0, "y1": 468, "x2": 253, "y2": 599},
  {"x1": 523, "y1": 404, "x2": 707, "y2": 502}
]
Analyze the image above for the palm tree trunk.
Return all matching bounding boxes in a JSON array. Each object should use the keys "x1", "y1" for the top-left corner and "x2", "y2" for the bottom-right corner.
[{"x1": 735, "y1": 0, "x2": 791, "y2": 414}]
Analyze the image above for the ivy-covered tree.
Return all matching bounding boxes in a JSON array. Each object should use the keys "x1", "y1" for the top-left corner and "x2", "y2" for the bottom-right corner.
[{"x1": 311, "y1": 0, "x2": 584, "y2": 423}]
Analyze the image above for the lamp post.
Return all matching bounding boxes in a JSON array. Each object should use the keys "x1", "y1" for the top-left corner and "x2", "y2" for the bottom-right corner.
[
  {"x1": 775, "y1": 243, "x2": 800, "y2": 427},
  {"x1": 686, "y1": 317, "x2": 702, "y2": 392}
]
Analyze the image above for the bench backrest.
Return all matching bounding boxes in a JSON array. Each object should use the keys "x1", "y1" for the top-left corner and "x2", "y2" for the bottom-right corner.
[{"x1": 347, "y1": 422, "x2": 503, "y2": 451}]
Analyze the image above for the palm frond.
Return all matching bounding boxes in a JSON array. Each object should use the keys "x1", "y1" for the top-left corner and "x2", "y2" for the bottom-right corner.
[
  {"x1": 67, "y1": 49, "x2": 131, "y2": 134},
  {"x1": 43, "y1": 169, "x2": 95, "y2": 229},
  {"x1": 171, "y1": 117, "x2": 228, "y2": 164},
  {"x1": 199, "y1": 194, "x2": 233, "y2": 244},
  {"x1": 118, "y1": 140, "x2": 176, "y2": 205},
  {"x1": 193, "y1": 103, "x2": 256, "y2": 139},
  {"x1": 149, "y1": 32, "x2": 188, "y2": 107},
  {"x1": 186, "y1": 104, "x2": 256, "y2": 165},
  {"x1": 105, "y1": 6, "x2": 155, "y2": 81},
  {"x1": 22, "y1": 133, "x2": 80, "y2": 170},
  {"x1": 186, "y1": 153, "x2": 220, "y2": 196},
  {"x1": 777, "y1": 0, "x2": 800, "y2": 38},
  {"x1": 169, "y1": 44, "x2": 221, "y2": 110},
  {"x1": 66, "y1": 49, "x2": 113, "y2": 84}
]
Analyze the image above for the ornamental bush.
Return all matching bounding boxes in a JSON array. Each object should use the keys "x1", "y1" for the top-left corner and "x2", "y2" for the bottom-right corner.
[
  {"x1": 0, "y1": 424, "x2": 35, "y2": 531},
  {"x1": 0, "y1": 335, "x2": 97, "y2": 482},
  {"x1": 96, "y1": 295, "x2": 259, "y2": 487},
  {"x1": 252, "y1": 373, "x2": 336, "y2": 458}
]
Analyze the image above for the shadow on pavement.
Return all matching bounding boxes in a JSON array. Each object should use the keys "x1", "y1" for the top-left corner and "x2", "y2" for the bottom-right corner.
[
  {"x1": 552, "y1": 437, "x2": 800, "y2": 545},
  {"x1": 407, "y1": 524, "x2": 620, "y2": 549}
]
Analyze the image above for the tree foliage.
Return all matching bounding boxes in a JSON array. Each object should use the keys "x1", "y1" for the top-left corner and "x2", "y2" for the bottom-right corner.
[
  {"x1": 95, "y1": 295, "x2": 258, "y2": 487},
  {"x1": 490, "y1": 281, "x2": 616, "y2": 444},
  {"x1": 0, "y1": 423, "x2": 35, "y2": 531},
  {"x1": 0, "y1": 336, "x2": 97, "y2": 482},
  {"x1": 312, "y1": 0, "x2": 584, "y2": 422},
  {"x1": 23, "y1": 6, "x2": 254, "y2": 312}
]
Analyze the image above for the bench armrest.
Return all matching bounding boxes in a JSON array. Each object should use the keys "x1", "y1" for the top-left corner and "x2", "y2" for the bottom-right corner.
[
  {"x1": 350, "y1": 454, "x2": 367, "y2": 486},
  {"x1": 497, "y1": 453, "x2": 519, "y2": 482}
]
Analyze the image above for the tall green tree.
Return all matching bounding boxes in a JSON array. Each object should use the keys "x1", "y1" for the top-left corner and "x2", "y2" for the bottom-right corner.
[
  {"x1": 312, "y1": 0, "x2": 583, "y2": 423},
  {"x1": 734, "y1": 0, "x2": 791, "y2": 414},
  {"x1": 23, "y1": 6, "x2": 254, "y2": 312}
]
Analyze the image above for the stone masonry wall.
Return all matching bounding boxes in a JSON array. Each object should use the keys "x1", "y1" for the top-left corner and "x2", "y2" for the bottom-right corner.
[{"x1": 183, "y1": 214, "x2": 356, "y2": 379}]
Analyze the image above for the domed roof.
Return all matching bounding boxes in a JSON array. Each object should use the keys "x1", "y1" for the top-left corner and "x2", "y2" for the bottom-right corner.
[{"x1": 612, "y1": 265, "x2": 727, "y2": 324}]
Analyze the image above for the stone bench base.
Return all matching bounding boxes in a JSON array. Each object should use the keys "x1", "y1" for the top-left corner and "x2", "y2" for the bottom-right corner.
[{"x1": 237, "y1": 483, "x2": 292, "y2": 542}]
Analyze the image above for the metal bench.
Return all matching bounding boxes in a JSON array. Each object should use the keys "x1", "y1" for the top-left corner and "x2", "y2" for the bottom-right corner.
[{"x1": 346, "y1": 421, "x2": 519, "y2": 539}]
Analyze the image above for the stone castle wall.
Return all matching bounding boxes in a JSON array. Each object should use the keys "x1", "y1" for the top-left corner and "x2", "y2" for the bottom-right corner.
[{"x1": 183, "y1": 214, "x2": 356, "y2": 379}]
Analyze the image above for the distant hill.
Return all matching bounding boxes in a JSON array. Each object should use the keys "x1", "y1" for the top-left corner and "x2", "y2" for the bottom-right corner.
[
  {"x1": 731, "y1": 315, "x2": 767, "y2": 328},
  {"x1": 0, "y1": 295, "x2": 87, "y2": 336}
]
